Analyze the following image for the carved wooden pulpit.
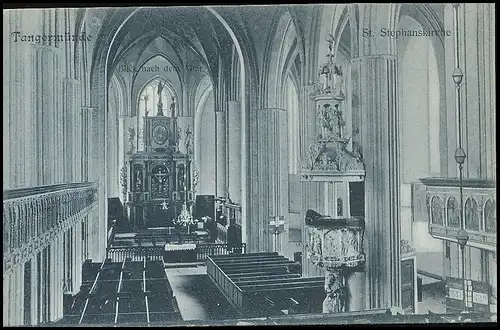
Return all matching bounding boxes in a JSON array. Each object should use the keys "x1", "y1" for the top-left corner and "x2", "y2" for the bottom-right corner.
[
  {"x1": 305, "y1": 210, "x2": 365, "y2": 313},
  {"x1": 301, "y1": 38, "x2": 366, "y2": 314}
]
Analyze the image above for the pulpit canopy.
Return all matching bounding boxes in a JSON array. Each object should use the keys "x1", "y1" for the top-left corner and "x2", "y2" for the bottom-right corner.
[{"x1": 305, "y1": 210, "x2": 365, "y2": 270}]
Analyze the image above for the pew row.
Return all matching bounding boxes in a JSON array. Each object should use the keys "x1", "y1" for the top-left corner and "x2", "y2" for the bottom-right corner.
[
  {"x1": 69, "y1": 258, "x2": 181, "y2": 325},
  {"x1": 207, "y1": 253, "x2": 324, "y2": 317}
]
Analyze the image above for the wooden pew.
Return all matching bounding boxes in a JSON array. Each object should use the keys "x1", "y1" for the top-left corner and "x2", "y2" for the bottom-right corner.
[
  {"x1": 232, "y1": 273, "x2": 301, "y2": 282},
  {"x1": 207, "y1": 254, "x2": 325, "y2": 318}
]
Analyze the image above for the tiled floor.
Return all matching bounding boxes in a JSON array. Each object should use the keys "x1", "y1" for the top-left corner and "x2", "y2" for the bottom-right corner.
[{"x1": 164, "y1": 266, "x2": 239, "y2": 321}]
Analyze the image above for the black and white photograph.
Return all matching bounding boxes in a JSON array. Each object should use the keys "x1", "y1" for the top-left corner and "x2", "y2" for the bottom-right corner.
[{"x1": 2, "y1": 3, "x2": 496, "y2": 326}]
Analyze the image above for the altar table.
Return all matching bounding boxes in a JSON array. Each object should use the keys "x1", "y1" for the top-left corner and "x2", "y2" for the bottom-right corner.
[{"x1": 163, "y1": 243, "x2": 197, "y2": 263}]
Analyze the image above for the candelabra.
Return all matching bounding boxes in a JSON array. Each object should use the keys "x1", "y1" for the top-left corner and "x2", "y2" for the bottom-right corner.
[
  {"x1": 174, "y1": 202, "x2": 196, "y2": 234},
  {"x1": 452, "y1": 3, "x2": 469, "y2": 313}
]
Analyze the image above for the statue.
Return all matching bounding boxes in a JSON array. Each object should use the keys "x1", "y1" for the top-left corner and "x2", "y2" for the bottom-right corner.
[
  {"x1": 157, "y1": 82, "x2": 164, "y2": 116},
  {"x1": 145, "y1": 109, "x2": 149, "y2": 117},
  {"x1": 185, "y1": 126, "x2": 194, "y2": 154},
  {"x1": 170, "y1": 97, "x2": 176, "y2": 118},
  {"x1": 323, "y1": 271, "x2": 348, "y2": 313},
  {"x1": 127, "y1": 127, "x2": 136, "y2": 153},
  {"x1": 135, "y1": 168, "x2": 143, "y2": 191},
  {"x1": 119, "y1": 166, "x2": 127, "y2": 202},
  {"x1": 333, "y1": 104, "x2": 345, "y2": 138},
  {"x1": 333, "y1": 65, "x2": 344, "y2": 97},
  {"x1": 318, "y1": 34, "x2": 336, "y2": 92}
]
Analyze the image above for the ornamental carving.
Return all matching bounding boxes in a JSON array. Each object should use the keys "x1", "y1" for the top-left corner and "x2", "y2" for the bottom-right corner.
[
  {"x1": 312, "y1": 34, "x2": 345, "y2": 98},
  {"x1": 3, "y1": 184, "x2": 98, "y2": 274},
  {"x1": 302, "y1": 137, "x2": 364, "y2": 174},
  {"x1": 400, "y1": 239, "x2": 415, "y2": 255},
  {"x1": 301, "y1": 43, "x2": 364, "y2": 182},
  {"x1": 305, "y1": 210, "x2": 365, "y2": 270}
]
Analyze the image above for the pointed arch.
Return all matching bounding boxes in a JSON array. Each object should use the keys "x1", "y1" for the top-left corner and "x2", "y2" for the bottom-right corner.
[{"x1": 261, "y1": 9, "x2": 298, "y2": 109}]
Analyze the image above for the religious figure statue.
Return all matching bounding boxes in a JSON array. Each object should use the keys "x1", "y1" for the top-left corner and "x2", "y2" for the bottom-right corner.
[
  {"x1": 119, "y1": 166, "x2": 127, "y2": 202},
  {"x1": 185, "y1": 126, "x2": 194, "y2": 154},
  {"x1": 157, "y1": 81, "x2": 164, "y2": 116},
  {"x1": 145, "y1": 109, "x2": 149, "y2": 117},
  {"x1": 135, "y1": 168, "x2": 143, "y2": 191},
  {"x1": 318, "y1": 34, "x2": 336, "y2": 92},
  {"x1": 127, "y1": 127, "x2": 136, "y2": 153},
  {"x1": 170, "y1": 97, "x2": 176, "y2": 118},
  {"x1": 318, "y1": 104, "x2": 336, "y2": 137},
  {"x1": 323, "y1": 271, "x2": 348, "y2": 313},
  {"x1": 333, "y1": 104, "x2": 346, "y2": 138},
  {"x1": 333, "y1": 65, "x2": 344, "y2": 97}
]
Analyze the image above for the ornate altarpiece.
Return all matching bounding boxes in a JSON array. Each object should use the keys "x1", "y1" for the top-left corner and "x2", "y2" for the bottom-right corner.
[{"x1": 126, "y1": 115, "x2": 194, "y2": 230}]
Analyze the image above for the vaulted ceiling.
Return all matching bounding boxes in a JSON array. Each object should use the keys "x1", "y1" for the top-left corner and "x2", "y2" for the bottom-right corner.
[{"x1": 107, "y1": 7, "x2": 238, "y2": 83}]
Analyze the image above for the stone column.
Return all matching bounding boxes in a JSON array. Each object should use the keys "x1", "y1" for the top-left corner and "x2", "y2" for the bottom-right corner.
[
  {"x1": 63, "y1": 78, "x2": 80, "y2": 183},
  {"x1": 87, "y1": 105, "x2": 107, "y2": 260},
  {"x1": 351, "y1": 54, "x2": 401, "y2": 310},
  {"x1": 215, "y1": 110, "x2": 227, "y2": 199},
  {"x1": 248, "y1": 108, "x2": 287, "y2": 252},
  {"x1": 16, "y1": 264, "x2": 24, "y2": 325},
  {"x1": 227, "y1": 101, "x2": 241, "y2": 204},
  {"x1": 3, "y1": 271, "x2": 11, "y2": 326}
]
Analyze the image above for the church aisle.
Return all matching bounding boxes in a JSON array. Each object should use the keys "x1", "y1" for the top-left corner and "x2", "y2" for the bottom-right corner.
[{"x1": 164, "y1": 266, "x2": 238, "y2": 321}]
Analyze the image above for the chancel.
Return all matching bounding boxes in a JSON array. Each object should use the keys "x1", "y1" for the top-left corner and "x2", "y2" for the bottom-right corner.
[{"x1": 2, "y1": 3, "x2": 496, "y2": 327}]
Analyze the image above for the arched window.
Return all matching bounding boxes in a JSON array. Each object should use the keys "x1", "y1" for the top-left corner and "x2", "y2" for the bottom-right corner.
[
  {"x1": 446, "y1": 197, "x2": 460, "y2": 228},
  {"x1": 137, "y1": 78, "x2": 176, "y2": 150},
  {"x1": 484, "y1": 199, "x2": 496, "y2": 233},
  {"x1": 430, "y1": 196, "x2": 444, "y2": 225},
  {"x1": 465, "y1": 198, "x2": 480, "y2": 231},
  {"x1": 285, "y1": 75, "x2": 299, "y2": 174}
]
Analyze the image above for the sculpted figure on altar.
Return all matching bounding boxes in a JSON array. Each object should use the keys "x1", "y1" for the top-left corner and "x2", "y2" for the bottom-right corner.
[
  {"x1": 128, "y1": 127, "x2": 136, "y2": 153},
  {"x1": 185, "y1": 126, "x2": 194, "y2": 154},
  {"x1": 157, "y1": 82, "x2": 164, "y2": 116},
  {"x1": 170, "y1": 96, "x2": 176, "y2": 118}
]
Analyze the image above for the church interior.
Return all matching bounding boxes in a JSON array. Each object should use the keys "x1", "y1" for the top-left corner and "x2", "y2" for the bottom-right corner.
[{"x1": 2, "y1": 4, "x2": 496, "y2": 326}]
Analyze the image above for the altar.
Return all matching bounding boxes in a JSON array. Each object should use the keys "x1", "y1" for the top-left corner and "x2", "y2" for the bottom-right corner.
[
  {"x1": 163, "y1": 243, "x2": 197, "y2": 263},
  {"x1": 124, "y1": 93, "x2": 197, "y2": 230}
]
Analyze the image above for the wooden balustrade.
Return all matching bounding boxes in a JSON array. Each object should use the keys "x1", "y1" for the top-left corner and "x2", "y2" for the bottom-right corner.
[
  {"x1": 420, "y1": 178, "x2": 496, "y2": 251},
  {"x1": 106, "y1": 247, "x2": 163, "y2": 262},
  {"x1": 3, "y1": 182, "x2": 98, "y2": 274},
  {"x1": 105, "y1": 243, "x2": 247, "y2": 264}
]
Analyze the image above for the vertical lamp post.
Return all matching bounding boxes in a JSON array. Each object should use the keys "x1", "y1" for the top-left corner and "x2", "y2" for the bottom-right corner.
[
  {"x1": 452, "y1": 3, "x2": 469, "y2": 313},
  {"x1": 269, "y1": 216, "x2": 285, "y2": 253}
]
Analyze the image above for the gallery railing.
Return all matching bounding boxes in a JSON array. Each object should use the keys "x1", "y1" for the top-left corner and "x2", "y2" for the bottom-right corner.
[
  {"x1": 420, "y1": 177, "x2": 496, "y2": 251},
  {"x1": 105, "y1": 243, "x2": 247, "y2": 263},
  {"x1": 196, "y1": 243, "x2": 246, "y2": 261},
  {"x1": 3, "y1": 182, "x2": 99, "y2": 274},
  {"x1": 106, "y1": 246, "x2": 164, "y2": 262}
]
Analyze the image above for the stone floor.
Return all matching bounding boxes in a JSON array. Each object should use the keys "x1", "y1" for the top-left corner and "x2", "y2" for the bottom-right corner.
[{"x1": 164, "y1": 266, "x2": 239, "y2": 321}]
